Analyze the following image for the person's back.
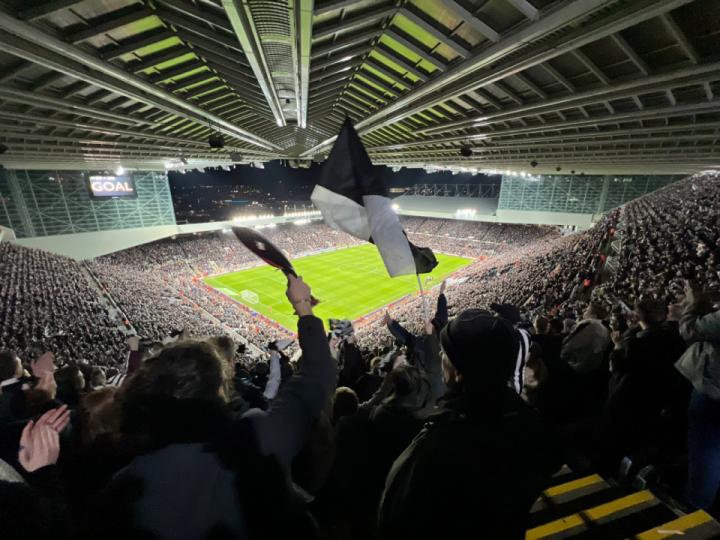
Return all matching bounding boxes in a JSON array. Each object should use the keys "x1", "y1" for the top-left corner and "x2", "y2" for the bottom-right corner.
[
  {"x1": 378, "y1": 310, "x2": 561, "y2": 540},
  {"x1": 87, "y1": 276, "x2": 336, "y2": 540},
  {"x1": 610, "y1": 323, "x2": 687, "y2": 410},
  {"x1": 600, "y1": 302, "x2": 690, "y2": 470},
  {"x1": 379, "y1": 389, "x2": 559, "y2": 539}
]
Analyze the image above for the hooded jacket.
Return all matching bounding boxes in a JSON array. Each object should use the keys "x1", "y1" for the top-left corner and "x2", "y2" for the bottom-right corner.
[{"x1": 561, "y1": 318, "x2": 610, "y2": 373}]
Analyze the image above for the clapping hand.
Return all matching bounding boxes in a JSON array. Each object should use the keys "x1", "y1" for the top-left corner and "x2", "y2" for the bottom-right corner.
[
  {"x1": 31, "y1": 351, "x2": 55, "y2": 377},
  {"x1": 35, "y1": 371, "x2": 58, "y2": 400},
  {"x1": 439, "y1": 280, "x2": 447, "y2": 295},
  {"x1": 18, "y1": 406, "x2": 69, "y2": 472},
  {"x1": 36, "y1": 405, "x2": 71, "y2": 433}
]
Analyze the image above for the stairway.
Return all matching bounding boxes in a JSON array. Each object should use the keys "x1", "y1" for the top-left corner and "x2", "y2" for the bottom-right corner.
[{"x1": 526, "y1": 466, "x2": 720, "y2": 539}]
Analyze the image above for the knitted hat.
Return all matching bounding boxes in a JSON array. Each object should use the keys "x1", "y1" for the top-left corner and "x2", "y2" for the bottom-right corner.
[{"x1": 440, "y1": 309, "x2": 519, "y2": 386}]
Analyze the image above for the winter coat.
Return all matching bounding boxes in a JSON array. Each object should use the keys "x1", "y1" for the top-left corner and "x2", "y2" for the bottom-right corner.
[
  {"x1": 86, "y1": 315, "x2": 336, "y2": 540},
  {"x1": 561, "y1": 318, "x2": 610, "y2": 373},
  {"x1": 677, "y1": 307, "x2": 720, "y2": 399},
  {"x1": 378, "y1": 387, "x2": 562, "y2": 540}
]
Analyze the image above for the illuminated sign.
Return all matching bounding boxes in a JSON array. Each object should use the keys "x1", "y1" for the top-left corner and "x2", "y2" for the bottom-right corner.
[{"x1": 86, "y1": 173, "x2": 137, "y2": 198}]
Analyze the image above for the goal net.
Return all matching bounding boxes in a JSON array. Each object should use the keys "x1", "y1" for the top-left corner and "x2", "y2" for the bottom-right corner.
[{"x1": 241, "y1": 290, "x2": 259, "y2": 304}]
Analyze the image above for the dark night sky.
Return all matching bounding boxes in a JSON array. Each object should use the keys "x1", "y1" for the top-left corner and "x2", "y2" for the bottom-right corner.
[{"x1": 169, "y1": 160, "x2": 501, "y2": 200}]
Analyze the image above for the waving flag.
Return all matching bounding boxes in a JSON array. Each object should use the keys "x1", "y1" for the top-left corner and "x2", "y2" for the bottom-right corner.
[
  {"x1": 311, "y1": 118, "x2": 437, "y2": 277},
  {"x1": 233, "y1": 227, "x2": 296, "y2": 276}
]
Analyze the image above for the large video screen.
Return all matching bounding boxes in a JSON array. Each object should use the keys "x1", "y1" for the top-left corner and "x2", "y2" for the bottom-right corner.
[{"x1": 86, "y1": 173, "x2": 137, "y2": 199}]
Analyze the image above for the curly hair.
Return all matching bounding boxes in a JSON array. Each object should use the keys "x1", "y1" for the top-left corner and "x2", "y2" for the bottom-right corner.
[{"x1": 120, "y1": 340, "x2": 226, "y2": 403}]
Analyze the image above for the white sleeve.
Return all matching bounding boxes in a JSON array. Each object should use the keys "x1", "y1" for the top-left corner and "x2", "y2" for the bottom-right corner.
[{"x1": 263, "y1": 351, "x2": 282, "y2": 400}]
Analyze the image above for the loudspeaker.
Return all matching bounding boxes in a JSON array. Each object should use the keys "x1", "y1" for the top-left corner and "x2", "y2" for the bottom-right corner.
[{"x1": 208, "y1": 134, "x2": 224, "y2": 149}]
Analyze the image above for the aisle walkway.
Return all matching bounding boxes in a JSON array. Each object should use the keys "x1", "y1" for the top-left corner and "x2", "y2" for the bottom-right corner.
[{"x1": 527, "y1": 466, "x2": 720, "y2": 539}]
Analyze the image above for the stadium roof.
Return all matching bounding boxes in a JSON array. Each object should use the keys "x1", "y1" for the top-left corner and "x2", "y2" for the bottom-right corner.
[{"x1": 0, "y1": 0, "x2": 718, "y2": 174}]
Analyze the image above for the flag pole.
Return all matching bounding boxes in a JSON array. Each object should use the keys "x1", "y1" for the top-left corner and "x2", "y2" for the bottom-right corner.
[{"x1": 417, "y1": 274, "x2": 430, "y2": 322}]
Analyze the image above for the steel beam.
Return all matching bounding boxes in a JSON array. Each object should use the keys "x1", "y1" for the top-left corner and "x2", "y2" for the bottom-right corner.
[
  {"x1": 19, "y1": 0, "x2": 84, "y2": 21},
  {"x1": 506, "y1": 0, "x2": 540, "y2": 21},
  {"x1": 301, "y1": 0, "x2": 696, "y2": 157},
  {"x1": 573, "y1": 49, "x2": 610, "y2": 85},
  {"x1": 384, "y1": 28, "x2": 446, "y2": 71},
  {"x1": 315, "y1": 0, "x2": 364, "y2": 17},
  {"x1": 222, "y1": 0, "x2": 286, "y2": 127},
  {"x1": 0, "y1": 86, "x2": 152, "y2": 125},
  {"x1": 314, "y1": 5, "x2": 395, "y2": 40},
  {"x1": 416, "y1": 61, "x2": 720, "y2": 136},
  {"x1": 437, "y1": 0, "x2": 500, "y2": 43},
  {"x1": 311, "y1": 28, "x2": 378, "y2": 58},
  {"x1": 291, "y1": 0, "x2": 314, "y2": 129},
  {"x1": 611, "y1": 33, "x2": 650, "y2": 76},
  {"x1": 0, "y1": 13, "x2": 280, "y2": 150},
  {"x1": 398, "y1": 6, "x2": 469, "y2": 58},
  {"x1": 660, "y1": 12, "x2": 699, "y2": 64},
  {"x1": 67, "y1": 6, "x2": 155, "y2": 45}
]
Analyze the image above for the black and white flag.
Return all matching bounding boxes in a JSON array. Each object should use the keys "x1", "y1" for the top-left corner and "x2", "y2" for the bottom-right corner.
[{"x1": 311, "y1": 118, "x2": 437, "y2": 277}]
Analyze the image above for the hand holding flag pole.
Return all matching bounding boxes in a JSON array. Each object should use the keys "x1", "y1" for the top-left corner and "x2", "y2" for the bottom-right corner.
[{"x1": 416, "y1": 274, "x2": 430, "y2": 322}]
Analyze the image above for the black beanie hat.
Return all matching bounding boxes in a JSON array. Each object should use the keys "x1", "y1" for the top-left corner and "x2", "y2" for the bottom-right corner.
[
  {"x1": 440, "y1": 309, "x2": 519, "y2": 386},
  {"x1": 490, "y1": 302, "x2": 522, "y2": 325}
]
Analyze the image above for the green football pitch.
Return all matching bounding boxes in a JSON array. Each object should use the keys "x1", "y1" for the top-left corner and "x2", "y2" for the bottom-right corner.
[{"x1": 204, "y1": 244, "x2": 473, "y2": 331}]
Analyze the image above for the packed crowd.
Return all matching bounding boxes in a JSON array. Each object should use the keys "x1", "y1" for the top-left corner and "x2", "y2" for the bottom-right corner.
[
  {"x1": 1, "y1": 174, "x2": 720, "y2": 538},
  {"x1": 608, "y1": 173, "x2": 720, "y2": 303},
  {"x1": 85, "y1": 219, "x2": 558, "y2": 355},
  {"x1": 0, "y1": 243, "x2": 126, "y2": 367}
]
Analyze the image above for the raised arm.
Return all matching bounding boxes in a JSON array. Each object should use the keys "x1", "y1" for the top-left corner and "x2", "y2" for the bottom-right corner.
[
  {"x1": 384, "y1": 311, "x2": 415, "y2": 348},
  {"x1": 245, "y1": 275, "x2": 337, "y2": 469},
  {"x1": 432, "y1": 281, "x2": 449, "y2": 330},
  {"x1": 262, "y1": 351, "x2": 282, "y2": 401},
  {"x1": 420, "y1": 321, "x2": 446, "y2": 405}
]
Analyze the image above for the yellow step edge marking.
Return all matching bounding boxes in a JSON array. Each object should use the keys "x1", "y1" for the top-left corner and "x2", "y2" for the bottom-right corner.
[
  {"x1": 584, "y1": 490, "x2": 656, "y2": 521},
  {"x1": 526, "y1": 491, "x2": 656, "y2": 540},
  {"x1": 543, "y1": 474, "x2": 605, "y2": 498},
  {"x1": 634, "y1": 510, "x2": 714, "y2": 540},
  {"x1": 526, "y1": 514, "x2": 585, "y2": 540}
]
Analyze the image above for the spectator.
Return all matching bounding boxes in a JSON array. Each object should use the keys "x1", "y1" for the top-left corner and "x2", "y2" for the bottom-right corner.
[
  {"x1": 378, "y1": 309, "x2": 561, "y2": 539},
  {"x1": 676, "y1": 283, "x2": 720, "y2": 511},
  {"x1": 598, "y1": 298, "x2": 689, "y2": 471},
  {"x1": 86, "y1": 275, "x2": 336, "y2": 539},
  {"x1": 561, "y1": 301, "x2": 611, "y2": 374},
  {"x1": 332, "y1": 387, "x2": 359, "y2": 425}
]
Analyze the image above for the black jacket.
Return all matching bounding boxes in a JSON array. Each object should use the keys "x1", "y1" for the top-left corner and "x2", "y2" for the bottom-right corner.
[
  {"x1": 607, "y1": 323, "x2": 689, "y2": 415},
  {"x1": 378, "y1": 388, "x2": 562, "y2": 540},
  {"x1": 600, "y1": 323, "x2": 690, "y2": 463},
  {"x1": 87, "y1": 315, "x2": 336, "y2": 540}
]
